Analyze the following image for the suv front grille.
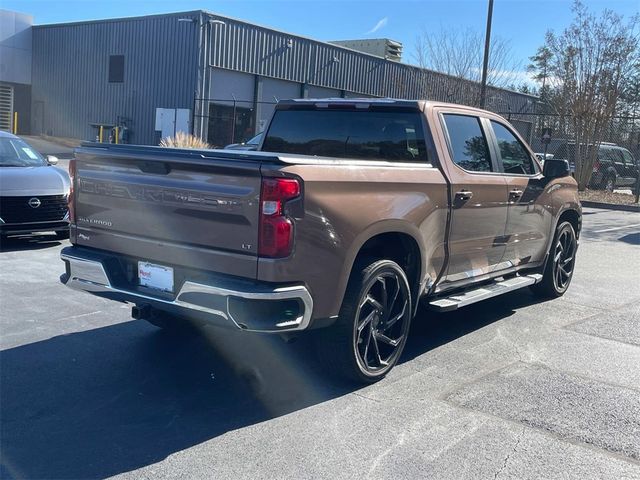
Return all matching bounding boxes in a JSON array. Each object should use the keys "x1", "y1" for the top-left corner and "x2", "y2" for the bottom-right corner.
[{"x1": 0, "y1": 195, "x2": 68, "y2": 224}]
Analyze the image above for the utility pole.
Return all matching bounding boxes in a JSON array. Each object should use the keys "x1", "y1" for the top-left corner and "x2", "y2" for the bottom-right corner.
[{"x1": 479, "y1": 0, "x2": 494, "y2": 109}]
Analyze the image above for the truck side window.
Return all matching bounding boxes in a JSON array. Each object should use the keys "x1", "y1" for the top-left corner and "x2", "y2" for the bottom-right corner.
[
  {"x1": 490, "y1": 121, "x2": 535, "y2": 175},
  {"x1": 442, "y1": 114, "x2": 492, "y2": 172}
]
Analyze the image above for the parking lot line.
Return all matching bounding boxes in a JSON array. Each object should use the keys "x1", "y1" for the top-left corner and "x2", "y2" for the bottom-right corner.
[{"x1": 593, "y1": 223, "x2": 640, "y2": 233}]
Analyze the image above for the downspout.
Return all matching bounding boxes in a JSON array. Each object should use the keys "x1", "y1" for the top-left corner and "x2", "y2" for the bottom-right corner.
[
  {"x1": 194, "y1": 12, "x2": 204, "y2": 138},
  {"x1": 200, "y1": 14, "x2": 209, "y2": 140}
]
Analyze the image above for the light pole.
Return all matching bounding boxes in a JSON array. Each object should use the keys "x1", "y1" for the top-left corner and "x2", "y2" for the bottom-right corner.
[{"x1": 479, "y1": 0, "x2": 494, "y2": 109}]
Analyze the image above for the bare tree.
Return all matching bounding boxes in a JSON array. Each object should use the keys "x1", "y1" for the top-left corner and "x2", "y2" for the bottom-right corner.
[
  {"x1": 531, "y1": 1, "x2": 639, "y2": 190},
  {"x1": 617, "y1": 65, "x2": 640, "y2": 118},
  {"x1": 412, "y1": 26, "x2": 522, "y2": 90}
]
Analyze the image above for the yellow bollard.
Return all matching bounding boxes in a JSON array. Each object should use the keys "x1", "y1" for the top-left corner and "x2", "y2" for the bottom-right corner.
[
  {"x1": 114, "y1": 126, "x2": 119, "y2": 144},
  {"x1": 99, "y1": 125, "x2": 104, "y2": 143},
  {"x1": 12, "y1": 112, "x2": 18, "y2": 134}
]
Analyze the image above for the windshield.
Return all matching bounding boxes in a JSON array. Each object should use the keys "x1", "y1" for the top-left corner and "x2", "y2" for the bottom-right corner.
[{"x1": 0, "y1": 137, "x2": 47, "y2": 167}]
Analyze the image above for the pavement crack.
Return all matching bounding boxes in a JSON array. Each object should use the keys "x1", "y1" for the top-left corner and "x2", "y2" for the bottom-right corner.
[
  {"x1": 352, "y1": 391, "x2": 381, "y2": 403},
  {"x1": 366, "y1": 432, "x2": 406, "y2": 479},
  {"x1": 494, "y1": 427, "x2": 526, "y2": 480},
  {"x1": 495, "y1": 327, "x2": 526, "y2": 363}
]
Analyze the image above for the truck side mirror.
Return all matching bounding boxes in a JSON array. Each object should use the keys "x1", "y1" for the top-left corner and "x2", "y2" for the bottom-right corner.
[
  {"x1": 543, "y1": 158, "x2": 569, "y2": 179},
  {"x1": 47, "y1": 155, "x2": 59, "y2": 165}
]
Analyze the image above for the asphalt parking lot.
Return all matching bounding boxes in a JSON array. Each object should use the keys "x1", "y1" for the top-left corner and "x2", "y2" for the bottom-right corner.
[{"x1": 1, "y1": 207, "x2": 639, "y2": 480}]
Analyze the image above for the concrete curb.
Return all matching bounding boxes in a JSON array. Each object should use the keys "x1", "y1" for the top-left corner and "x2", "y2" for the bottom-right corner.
[{"x1": 581, "y1": 201, "x2": 640, "y2": 213}]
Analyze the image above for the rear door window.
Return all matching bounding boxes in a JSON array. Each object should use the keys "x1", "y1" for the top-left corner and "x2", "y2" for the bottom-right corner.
[
  {"x1": 620, "y1": 149, "x2": 636, "y2": 165},
  {"x1": 599, "y1": 147, "x2": 621, "y2": 163},
  {"x1": 442, "y1": 114, "x2": 492, "y2": 172},
  {"x1": 262, "y1": 109, "x2": 428, "y2": 163},
  {"x1": 490, "y1": 120, "x2": 536, "y2": 175}
]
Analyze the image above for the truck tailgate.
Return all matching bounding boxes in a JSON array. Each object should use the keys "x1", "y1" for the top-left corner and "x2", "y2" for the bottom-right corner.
[{"x1": 72, "y1": 145, "x2": 268, "y2": 279}]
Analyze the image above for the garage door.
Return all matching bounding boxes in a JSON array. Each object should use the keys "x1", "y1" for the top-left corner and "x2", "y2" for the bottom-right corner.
[{"x1": 0, "y1": 84, "x2": 13, "y2": 132}]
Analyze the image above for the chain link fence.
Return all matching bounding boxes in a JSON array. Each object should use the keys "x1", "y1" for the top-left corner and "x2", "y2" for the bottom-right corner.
[
  {"x1": 195, "y1": 97, "x2": 639, "y2": 204},
  {"x1": 500, "y1": 112, "x2": 640, "y2": 204},
  {"x1": 194, "y1": 98, "x2": 278, "y2": 149}
]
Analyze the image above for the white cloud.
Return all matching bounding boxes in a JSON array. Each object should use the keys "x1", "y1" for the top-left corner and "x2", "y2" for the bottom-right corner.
[{"x1": 366, "y1": 17, "x2": 388, "y2": 35}]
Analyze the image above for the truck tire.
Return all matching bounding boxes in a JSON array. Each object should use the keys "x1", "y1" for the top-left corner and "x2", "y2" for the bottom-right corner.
[
  {"x1": 604, "y1": 175, "x2": 615, "y2": 192},
  {"x1": 316, "y1": 258, "x2": 413, "y2": 383},
  {"x1": 531, "y1": 221, "x2": 577, "y2": 298}
]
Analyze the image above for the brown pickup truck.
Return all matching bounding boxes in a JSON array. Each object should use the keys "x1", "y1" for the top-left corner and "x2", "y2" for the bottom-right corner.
[{"x1": 60, "y1": 98, "x2": 581, "y2": 383}]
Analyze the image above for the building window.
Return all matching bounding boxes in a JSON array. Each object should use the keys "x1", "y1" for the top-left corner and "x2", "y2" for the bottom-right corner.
[{"x1": 108, "y1": 55, "x2": 125, "y2": 83}]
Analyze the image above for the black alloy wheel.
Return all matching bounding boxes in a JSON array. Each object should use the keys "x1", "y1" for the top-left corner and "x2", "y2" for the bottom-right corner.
[
  {"x1": 316, "y1": 259, "x2": 413, "y2": 383},
  {"x1": 605, "y1": 176, "x2": 615, "y2": 192},
  {"x1": 353, "y1": 269, "x2": 411, "y2": 376},
  {"x1": 531, "y1": 221, "x2": 577, "y2": 298},
  {"x1": 551, "y1": 224, "x2": 577, "y2": 293}
]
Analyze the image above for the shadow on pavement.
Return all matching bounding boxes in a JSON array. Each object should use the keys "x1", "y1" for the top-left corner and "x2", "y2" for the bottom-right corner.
[
  {"x1": 618, "y1": 232, "x2": 640, "y2": 245},
  {"x1": 404, "y1": 287, "x2": 544, "y2": 362},
  {"x1": 0, "y1": 320, "x2": 346, "y2": 479},
  {"x1": 0, "y1": 234, "x2": 63, "y2": 253},
  {"x1": 1, "y1": 288, "x2": 546, "y2": 479}
]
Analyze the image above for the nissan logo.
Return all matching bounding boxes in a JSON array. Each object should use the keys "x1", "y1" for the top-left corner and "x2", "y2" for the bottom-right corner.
[{"x1": 28, "y1": 197, "x2": 41, "y2": 209}]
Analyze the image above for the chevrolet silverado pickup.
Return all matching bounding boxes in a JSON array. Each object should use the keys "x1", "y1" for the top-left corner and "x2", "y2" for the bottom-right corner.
[{"x1": 60, "y1": 98, "x2": 581, "y2": 383}]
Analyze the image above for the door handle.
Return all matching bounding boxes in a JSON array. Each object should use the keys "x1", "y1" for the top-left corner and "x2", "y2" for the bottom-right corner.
[
  {"x1": 509, "y1": 189, "x2": 523, "y2": 198},
  {"x1": 454, "y1": 190, "x2": 473, "y2": 201}
]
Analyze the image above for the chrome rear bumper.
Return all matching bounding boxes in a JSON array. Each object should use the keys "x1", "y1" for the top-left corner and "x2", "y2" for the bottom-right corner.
[{"x1": 60, "y1": 250, "x2": 313, "y2": 333}]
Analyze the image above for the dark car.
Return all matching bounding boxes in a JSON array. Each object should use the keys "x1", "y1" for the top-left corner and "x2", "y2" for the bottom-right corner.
[
  {"x1": 224, "y1": 132, "x2": 263, "y2": 151},
  {"x1": 592, "y1": 144, "x2": 639, "y2": 192},
  {"x1": 0, "y1": 131, "x2": 70, "y2": 238},
  {"x1": 555, "y1": 142, "x2": 639, "y2": 192}
]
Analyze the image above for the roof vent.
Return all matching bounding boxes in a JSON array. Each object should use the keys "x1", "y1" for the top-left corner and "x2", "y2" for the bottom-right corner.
[{"x1": 329, "y1": 39, "x2": 402, "y2": 62}]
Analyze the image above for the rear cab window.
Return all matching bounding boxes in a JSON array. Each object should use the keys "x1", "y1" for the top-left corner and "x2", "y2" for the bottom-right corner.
[
  {"x1": 441, "y1": 114, "x2": 492, "y2": 172},
  {"x1": 262, "y1": 108, "x2": 429, "y2": 163}
]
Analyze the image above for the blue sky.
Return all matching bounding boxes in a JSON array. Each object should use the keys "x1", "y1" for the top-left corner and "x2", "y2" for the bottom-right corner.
[{"x1": 5, "y1": 0, "x2": 639, "y2": 82}]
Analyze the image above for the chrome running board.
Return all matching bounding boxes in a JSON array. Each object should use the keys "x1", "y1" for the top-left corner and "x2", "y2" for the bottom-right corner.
[{"x1": 428, "y1": 274, "x2": 543, "y2": 312}]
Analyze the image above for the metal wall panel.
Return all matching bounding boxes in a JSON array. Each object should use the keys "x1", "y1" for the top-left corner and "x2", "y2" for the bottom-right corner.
[
  {"x1": 307, "y1": 85, "x2": 341, "y2": 98},
  {"x1": 205, "y1": 12, "x2": 537, "y2": 114},
  {"x1": 209, "y1": 17, "x2": 312, "y2": 84},
  {"x1": 31, "y1": 12, "x2": 200, "y2": 144},
  {"x1": 258, "y1": 77, "x2": 299, "y2": 129},
  {"x1": 208, "y1": 68, "x2": 254, "y2": 106},
  {"x1": 31, "y1": 10, "x2": 537, "y2": 145}
]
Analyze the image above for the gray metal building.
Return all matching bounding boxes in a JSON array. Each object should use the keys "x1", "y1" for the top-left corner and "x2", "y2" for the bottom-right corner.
[
  {"x1": 28, "y1": 10, "x2": 538, "y2": 146},
  {"x1": 0, "y1": 9, "x2": 33, "y2": 134}
]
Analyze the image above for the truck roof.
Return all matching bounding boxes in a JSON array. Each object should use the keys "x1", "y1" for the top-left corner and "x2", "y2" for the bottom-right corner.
[
  {"x1": 278, "y1": 97, "x2": 422, "y2": 109},
  {"x1": 276, "y1": 97, "x2": 500, "y2": 116}
]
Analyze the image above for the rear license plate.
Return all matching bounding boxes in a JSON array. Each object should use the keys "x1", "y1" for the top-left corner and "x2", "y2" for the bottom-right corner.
[{"x1": 138, "y1": 261, "x2": 174, "y2": 293}]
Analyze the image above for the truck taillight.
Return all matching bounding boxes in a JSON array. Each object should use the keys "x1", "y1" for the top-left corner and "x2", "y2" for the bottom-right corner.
[
  {"x1": 68, "y1": 158, "x2": 76, "y2": 223},
  {"x1": 592, "y1": 160, "x2": 600, "y2": 173},
  {"x1": 258, "y1": 177, "x2": 300, "y2": 258}
]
